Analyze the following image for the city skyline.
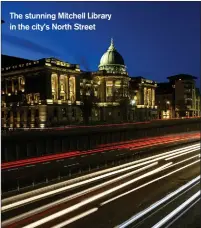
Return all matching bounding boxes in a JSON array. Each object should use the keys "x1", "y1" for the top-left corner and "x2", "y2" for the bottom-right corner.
[{"x1": 1, "y1": 1, "x2": 200, "y2": 85}]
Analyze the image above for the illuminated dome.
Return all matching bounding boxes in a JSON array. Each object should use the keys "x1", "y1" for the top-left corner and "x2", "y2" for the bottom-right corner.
[{"x1": 98, "y1": 38, "x2": 127, "y2": 74}]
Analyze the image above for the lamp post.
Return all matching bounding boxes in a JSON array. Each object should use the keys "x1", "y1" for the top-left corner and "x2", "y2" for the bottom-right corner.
[
  {"x1": 165, "y1": 100, "x2": 170, "y2": 119},
  {"x1": 130, "y1": 99, "x2": 136, "y2": 121}
]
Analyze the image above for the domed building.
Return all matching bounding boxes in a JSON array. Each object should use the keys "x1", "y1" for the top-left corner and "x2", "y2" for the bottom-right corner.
[{"x1": 91, "y1": 38, "x2": 132, "y2": 122}]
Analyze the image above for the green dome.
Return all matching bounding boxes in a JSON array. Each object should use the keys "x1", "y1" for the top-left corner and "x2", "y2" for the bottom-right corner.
[{"x1": 99, "y1": 39, "x2": 127, "y2": 74}]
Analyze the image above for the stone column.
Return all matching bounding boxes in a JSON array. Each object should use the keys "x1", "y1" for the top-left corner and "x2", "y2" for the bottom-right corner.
[
  {"x1": 58, "y1": 74, "x2": 61, "y2": 100},
  {"x1": 67, "y1": 76, "x2": 70, "y2": 100},
  {"x1": 100, "y1": 78, "x2": 106, "y2": 102},
  {"x1": 30, "y1": 109, "x2": 35, "y2": 128},
  {"x1": 23, "y1": 107, "x2": 28, "y2": 128},
  {"x1": 39, "y1": 105, "x2": 47, "y2": 128}
]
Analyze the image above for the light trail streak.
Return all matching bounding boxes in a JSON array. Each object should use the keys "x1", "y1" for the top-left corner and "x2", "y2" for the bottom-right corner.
[
  {"x1": 22, "y1": 163, "x2": 171, "y2": 228},
  {"x1": 2, "y1": 143, "x2": 199, "y2": 209},
  {"x1": 2, "y1": 163, "x2": 158, "y2": 226},
  {"x1": 152, "y1": 191, "x2": 201, "y2": 228},
  {"x1": 165, "y1": 197, "x2": 201, "y2": 228},
  {"x1": 116, "y1": 175, "x2": 200, "y2": 228},
  {"x1": 1, "y1": 162, "x2": 158, "y2": 213},
  {"x1": 50, "y1": 208, "x2": 98, "y2": 228},
  {"x1": 101, "y1": 159, "x2": 200, "y2": 207},
  {"x1": 165, "y1": 149, "x2": 199, "y2": 160},
  {"x1": 3, "y1": 154, "x2": 200, "y2": 227}
]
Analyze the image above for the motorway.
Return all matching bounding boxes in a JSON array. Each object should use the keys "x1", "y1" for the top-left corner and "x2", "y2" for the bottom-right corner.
[
  {"x1": 1, "y1": 141, "x2": 201, "y2": 228},
  {"x1": 1, "y1": 132, "x2": 200, "y2": 194}
]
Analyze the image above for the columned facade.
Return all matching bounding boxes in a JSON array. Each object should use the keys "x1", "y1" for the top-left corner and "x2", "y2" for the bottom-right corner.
[
  {"x1": 1, "y1": 58, "x2": 82, "y2": 129},
  {"x1": 1, "y1": 40, "x2": 159, "y2": 128}
]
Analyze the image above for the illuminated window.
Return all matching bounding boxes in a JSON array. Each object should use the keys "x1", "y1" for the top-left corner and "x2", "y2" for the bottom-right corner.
[
  {"x1": 52, "y1": 74, "x2": 58, "y2": 100},
  {"x1": 115, "y1": 81, "x2": 121, "y2": 87},
  {"x1": 34, "y1": 94, "x2": 40, "y2": 103},
  {"x1": 26, "y1": 94, "x2": 32, "y2": 103},
  {"x1": 144, "y1": 88, "x2": 147, "y2": 105},
  {"x1": 69, "y1": 77, "x2": 75, "y2": 102},
  {"x1": 107, "y1": 87, "x2": 113, "y2": 96},
  {"x1": 60, "y1": 75, "x2": 65, "y2": 93},
  {"x1": 106, "y1": 81, "x2": 113, "y2": 87}
]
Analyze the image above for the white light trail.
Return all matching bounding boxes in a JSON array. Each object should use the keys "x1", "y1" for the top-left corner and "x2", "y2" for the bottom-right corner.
[
  {"x1": 2, "y1": 162, "x2": 158, "y2": 212},
  {"x1": 115, "y1": 174, "x2": 200, "y2": 228},
  {"x1": 50, "y1": 208, "x2": 98, "y2": 228},
  {"x1": 161, "y1": 155, "x2": 200, "y2": 171},
  {"x1": 100, "y1": 156, "x2": 200, "y2": 206},
  {"x1": 2, "y1": 163, "x2": 159, "y2": 227},
  {"x1": 2, "y1": 144, "x2": 199, "y2": 212},
  {"x1": 152, "y1": 191, "x2": 201, "y2": 228},
  {"x1": 22, "y1": 163, "x2": 171, "y2": 228},
  {"x1": 165, "y1": 149, "x2": 199, "y2": 160},
  {"x1": 1, "y1": 143, "x2": 200, "y2": 206},
  {"x1": 165, "y1": 197, "x2": 200, "y2": 228},
  {"x1": 3, "y1": 143, "x2": 199, "y2": 206},
  {"x1": 3, "y1": 156, "x2": 200, "y2": 227}
]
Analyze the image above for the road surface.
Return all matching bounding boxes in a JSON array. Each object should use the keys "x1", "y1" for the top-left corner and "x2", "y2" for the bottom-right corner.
[{"x1": 1, "y1": 142, "x2": 200, "y2": 228}]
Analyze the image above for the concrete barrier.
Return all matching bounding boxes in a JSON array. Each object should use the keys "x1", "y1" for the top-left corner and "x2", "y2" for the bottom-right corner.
[{"x1": 2, "y1": 118, "x2": 200, "y2": 162}]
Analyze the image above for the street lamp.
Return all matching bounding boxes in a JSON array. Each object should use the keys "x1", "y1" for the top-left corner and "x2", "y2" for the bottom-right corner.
[
  {"x1": 130, "y1": 99, "x2": 136, "y2": 122},
  {"x1": 165, "y1": 100, "x2": 171, "y2": 119},
  {"x1": 130, "y1": 99, "x2": 136, "y2": 106}
]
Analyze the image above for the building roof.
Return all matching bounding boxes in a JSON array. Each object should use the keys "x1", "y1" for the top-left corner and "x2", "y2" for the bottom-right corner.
[
  {"x1": 1, "y1": 55, "x2": 80, "y2": 74},
  {"x1": 130, "y1": 76, "x2": 156, "y2": 84},
  {"x1": 130, "y1": 76, "x2": 145, "y2": 81},
  {"x1": 1, "y1": 54, "x2": 33, "y2": 68},
  {"x1": 167, "y1": 74, "x2": 197, "y2": 81}
]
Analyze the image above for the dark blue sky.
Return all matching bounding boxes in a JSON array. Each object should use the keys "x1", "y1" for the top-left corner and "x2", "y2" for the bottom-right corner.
[{"x1": 1, "y1": 1, "x2": 200, "y2": 85}]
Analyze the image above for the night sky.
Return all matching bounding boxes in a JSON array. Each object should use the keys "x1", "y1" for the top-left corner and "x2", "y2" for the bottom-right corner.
[{"x1": 1, "y1": 1, "x2": 200, "y2": 85}]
